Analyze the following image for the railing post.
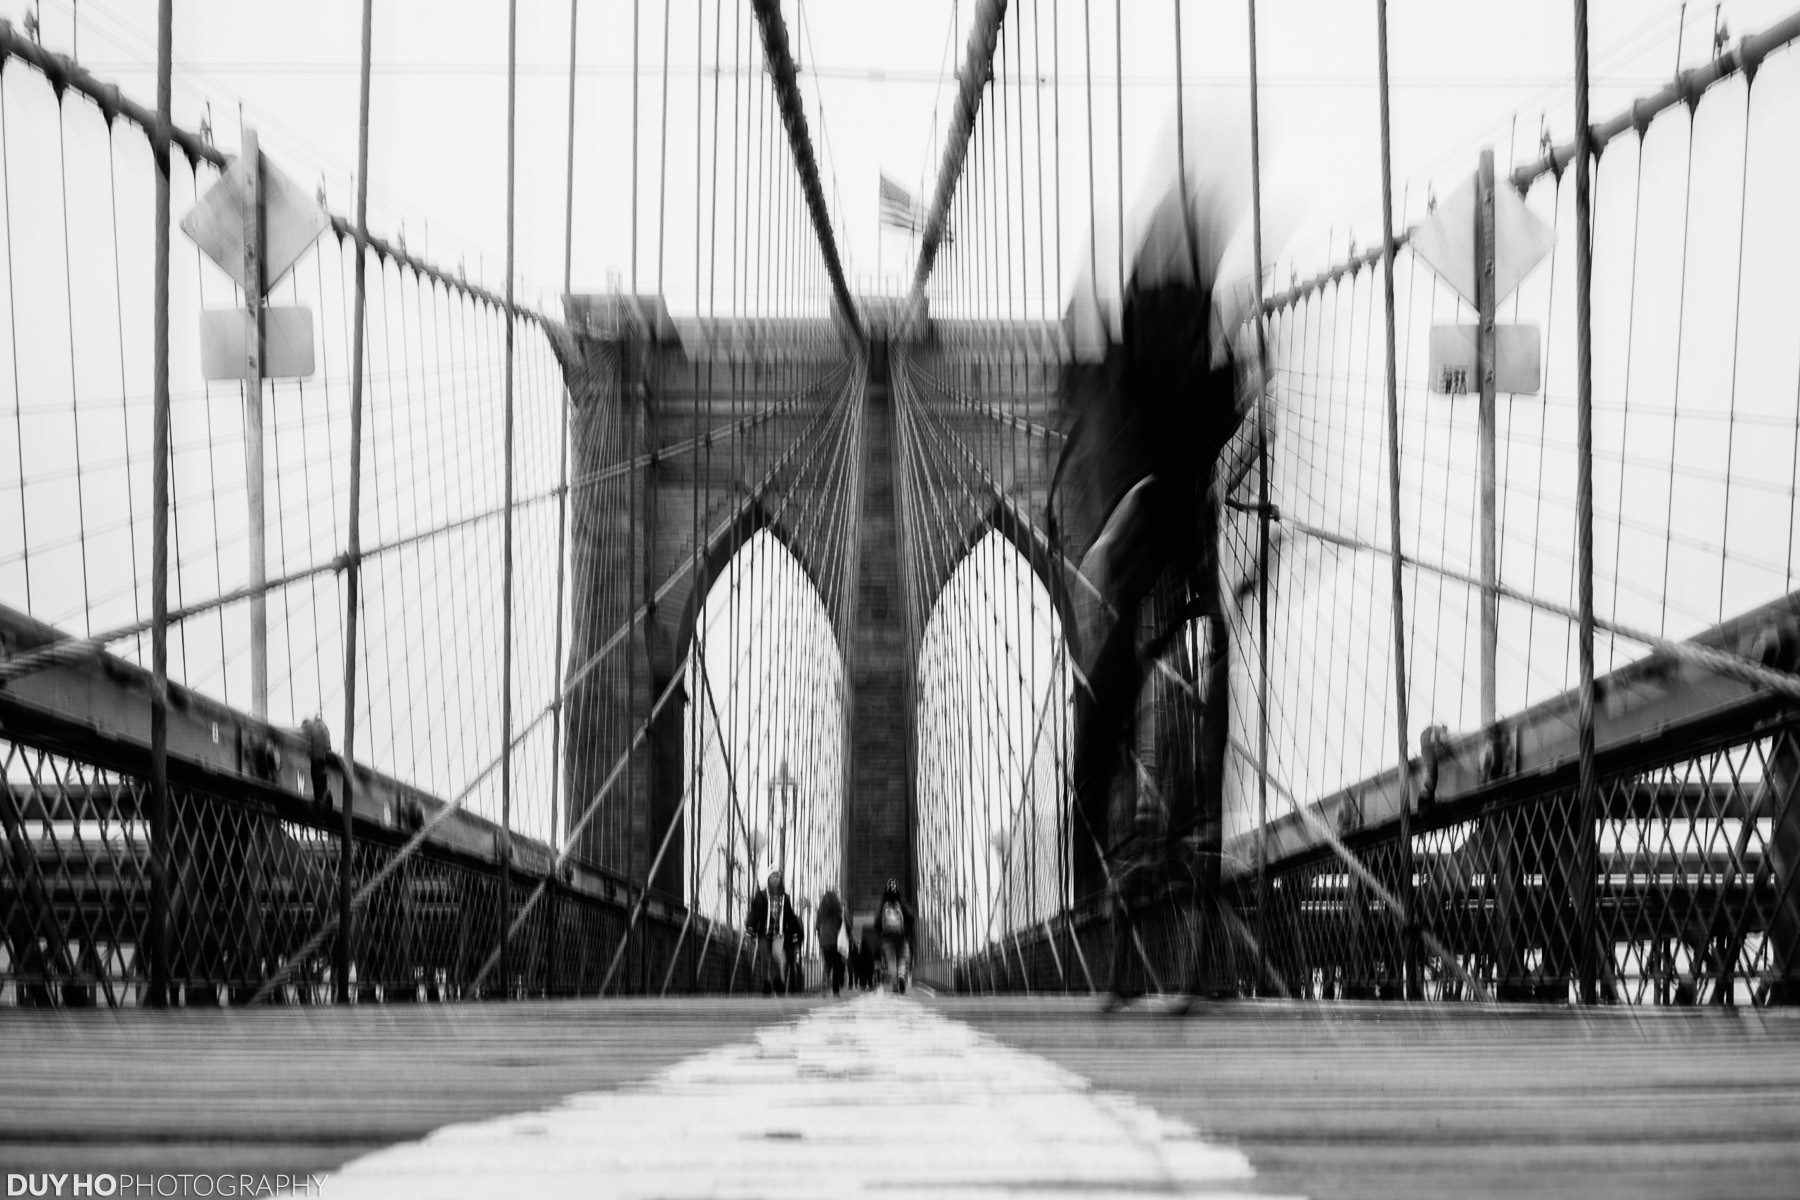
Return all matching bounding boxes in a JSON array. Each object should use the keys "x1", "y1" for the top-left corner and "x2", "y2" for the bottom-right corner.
[
  {"x1": 551, "y1": 0, "x2": 579, "y2": 1006},
  {"x1": 241, "y1": 127, "x2": 269, "y2": 722},
  {"x1": 236, "y1": 127, "x2": 272, "y2": 1006},
  {"x1": 147, "y1": 0, "x2": 174, "y2": 1011},
  {"x1": 1476, "y1": 147, "x2": 1499, "y2": 730},
  {"x1": 335, "y1": 0, "x2": 376, "y2": 1006},
  {"x1": 496, "y1": 0, "x2": 519, "y2": 1004},
  {"x1": 1244, "y1": 0, "x2": 1274, "y2": 997},
  {"x1": 1571, "y1": 0, "x2": 1602, "y2": 1006}
]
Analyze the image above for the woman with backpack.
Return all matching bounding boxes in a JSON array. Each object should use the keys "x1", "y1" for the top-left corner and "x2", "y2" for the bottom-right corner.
[{"x1": 875, "y1": 878, "x2": 914, "y2": 994}]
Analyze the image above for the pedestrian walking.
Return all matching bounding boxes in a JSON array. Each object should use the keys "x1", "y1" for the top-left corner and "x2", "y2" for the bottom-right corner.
[
  {"x1": 815, "y1": 886, "x2": 846, "y2": 997},
  {"x1": 746, "y1": 870, "x2": 803, "y2": 996},
  {"x1": 875, "y1": 878, "x2": 915, "y2": 995}
]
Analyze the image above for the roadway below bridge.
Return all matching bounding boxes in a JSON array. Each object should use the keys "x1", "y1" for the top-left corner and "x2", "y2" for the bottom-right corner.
[{"x1": 3, "y1": 995, "x2": 1799, "y2": 1197}]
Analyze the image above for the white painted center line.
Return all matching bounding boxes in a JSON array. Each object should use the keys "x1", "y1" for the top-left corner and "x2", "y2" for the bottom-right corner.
[{"x1": 327, "y1": 994, "x2": 1299, "y2": 1198}]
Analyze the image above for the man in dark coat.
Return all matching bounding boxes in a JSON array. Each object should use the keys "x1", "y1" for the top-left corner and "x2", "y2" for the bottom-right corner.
[
  {"x1": 746, "y1": 870, "x2": 803, "y2": 996},
  {"x1": 853, "y1": 923, "x2": 879, "y2": 990},
  {"x1": 815, "y1": 887, "x2": 846, "y2": 997}
]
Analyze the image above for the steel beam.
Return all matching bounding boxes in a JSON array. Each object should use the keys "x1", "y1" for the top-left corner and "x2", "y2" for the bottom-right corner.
[
  {"x1": 907, "y1": 0, "x2": 1007, "y2": 328},
  {"x1": 749, "y1": 0, "x2": 862, "y2": 342},
  {"x1": 0, "y1": 607, "x2": 732, "y2": 938},
  {"x1": 1232, "y1": 592, "x2": 1800, "y2": 874}
]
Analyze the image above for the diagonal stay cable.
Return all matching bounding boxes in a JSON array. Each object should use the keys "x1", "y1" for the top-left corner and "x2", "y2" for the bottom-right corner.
[
  {"x1": 0, "y1": 366, "x2": 847, "y2": 688},
  {"x1": 1274, "y1": 515, "x2": 1800, "y2": 706}
]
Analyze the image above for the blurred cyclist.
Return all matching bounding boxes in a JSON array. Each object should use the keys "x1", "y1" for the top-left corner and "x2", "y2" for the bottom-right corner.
[{"x1": 1051, "y1": 113, "x2": 1265, "y2": 1010}]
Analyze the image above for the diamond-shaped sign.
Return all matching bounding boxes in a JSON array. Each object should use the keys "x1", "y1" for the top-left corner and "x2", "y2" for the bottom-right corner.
[
  {"x1": 1411, "y1": 173, "x2": 1555, "y2": 308},
  {"x1": 181, "y1": 150, "x2": 330, "y2": 293}
]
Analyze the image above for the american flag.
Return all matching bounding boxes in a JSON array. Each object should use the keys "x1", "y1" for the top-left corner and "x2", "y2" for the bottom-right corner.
[
  {"x1": 880, "y1": 173, "x2": 951, "y2": 242},
  {"x1": 879, "y1": 173, "x2": 924, "y2": 234}
]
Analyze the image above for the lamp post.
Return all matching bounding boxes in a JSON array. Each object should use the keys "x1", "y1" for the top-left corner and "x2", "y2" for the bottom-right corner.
[
  {"x1": 990, "y1": 826, "x2": 1012, "y2": 944},
  {"x1": 927, "y1": 866, "x2": 950, "y2": 963},
  {"x1": 746, "y1": 830, "x2": 766, "y2": 883},
  {"x1": 771, "y1": 760, "x2": 798, "y2": 883}
]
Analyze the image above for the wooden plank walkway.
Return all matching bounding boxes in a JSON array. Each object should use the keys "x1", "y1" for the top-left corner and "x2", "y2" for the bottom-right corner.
[
  {"x1": 949, "y1": 997, "x2": 1800, "y2": 1200},
  {"x1": 4, "y1": 994, "x2": 1799, "y2": 1197},
  {"x1": 1, "y1": 998, "x2": 833, "y2": 1177}
]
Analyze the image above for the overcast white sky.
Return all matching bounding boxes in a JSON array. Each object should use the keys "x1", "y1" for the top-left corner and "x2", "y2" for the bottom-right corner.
[{"x1": 22, "y1": 0, "x2": 1800, "y2": 313}]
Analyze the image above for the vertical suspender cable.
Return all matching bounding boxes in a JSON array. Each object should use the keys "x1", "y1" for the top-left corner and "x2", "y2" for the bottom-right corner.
[
  {"x1": 55, "y1": 106, "x2": 94, "y2": 643},
  {"x1": 546, "y1": 0, "x2": 579, "y2": 992},
  {"x1": 1243, "y1": 0, "x2": 1275, "y2": 994},
  {"x1": 753, "y1": 59, "x2": 767, "y2": 358},
  {"x1": 986, "y1": 98, "x2": 1000, "y2": 376},
  {"x1": 724, "y1": 0, "x2": 742, "y2": 934},
  {"x1": 625, "y1": 159, "x2": 645, "y2": 986},
  {"x1": 1052, "y1": 0, "x2": 1071, "y2": 974},
  {"x1": 1372, "y1": 0, "x2": 1418, "y2": 1000},
  {"x1": 1571, "y1": 0, "x2": 1601, "y2": 1006},
  {"x1": 336, "y1": 0, "x2": 376, "y2": 1006},
  {"x1": 657, "y1": 0, "x2": 672, "y2": 290},
  {"x1": 1082, "y1": 0, "x2": 1098, "y2": 334},
  {"x1": 562, "y1": 0, "x2": 580, "y2": 302},
  {"x1": 1171, "y1": 4, "x2": 1193, "y2": 284},
  {"x1": 633, "y1": 0, "x2": 641, "y2": 293},
  {"x1": 497, "y1": 0, "x2": 519, "y2": 999},
  {"x1": 752, "y1": 73, "x2": 769, "y2": 889},
  {"x1": 1113, "y1": 0, "x2": 1124, "y2": 312},
  {"x1": 2, "y1": 88, "x2": 28, "y2": 615},
  {"x1": 148, "y1": 0, "x2": 173, "y2": 1010},
  {"x1": 999, "y1": 25, "x2": 1014, "y2": 390},
  {"x1": 1032, "y1": 3, "x2": 1046, "y2": 331},
  {"x1": 1170, "y1": 0, "x2": 1198, "y2": 985},
  {"x1": 693, "y1": 0, "x2": 711, "y2": 923},
  {"x1": 1027, "y1": 6, "x2": 1052, "y2": 946},
  {"x1": 1052, "y1": 0, "x2": 1062, "y2": 314},
  {"x1": 1010, "y1": 8, "x2": 1025, "y2": 348}
]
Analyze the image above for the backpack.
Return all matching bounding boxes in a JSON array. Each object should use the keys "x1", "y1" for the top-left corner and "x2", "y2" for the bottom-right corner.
[{"x1": 880, "y1": 899, "x2": 905, "y2": 935}]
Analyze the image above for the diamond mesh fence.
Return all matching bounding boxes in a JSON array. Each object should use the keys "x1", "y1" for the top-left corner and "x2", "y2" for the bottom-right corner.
[
  {"x1": 0, "y1": 731, "x2": 752, "y2": 1007},
  {"x1": 962, "y1": 714, "x2": 1800, "y2": 1006}
]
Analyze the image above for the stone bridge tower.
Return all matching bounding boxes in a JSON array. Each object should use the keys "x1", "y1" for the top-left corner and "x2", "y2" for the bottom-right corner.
[{"x1": 551, "y1": 295, "x2": 1173, "y2": 921}]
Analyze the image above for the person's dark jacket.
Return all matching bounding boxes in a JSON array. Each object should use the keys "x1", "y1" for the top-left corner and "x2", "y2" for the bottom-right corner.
[
  {"x1": 746, "y1": 888, "x2": 803, "y2": 949},
  {"x1": 815, "y1": 890, "x2": 844, "y2": 953}
]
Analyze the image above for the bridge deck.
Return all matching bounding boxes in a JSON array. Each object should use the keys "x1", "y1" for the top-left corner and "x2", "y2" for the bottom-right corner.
[{"x1": 4, "y1": 996, "x2": 1798, "y2": 1198}]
